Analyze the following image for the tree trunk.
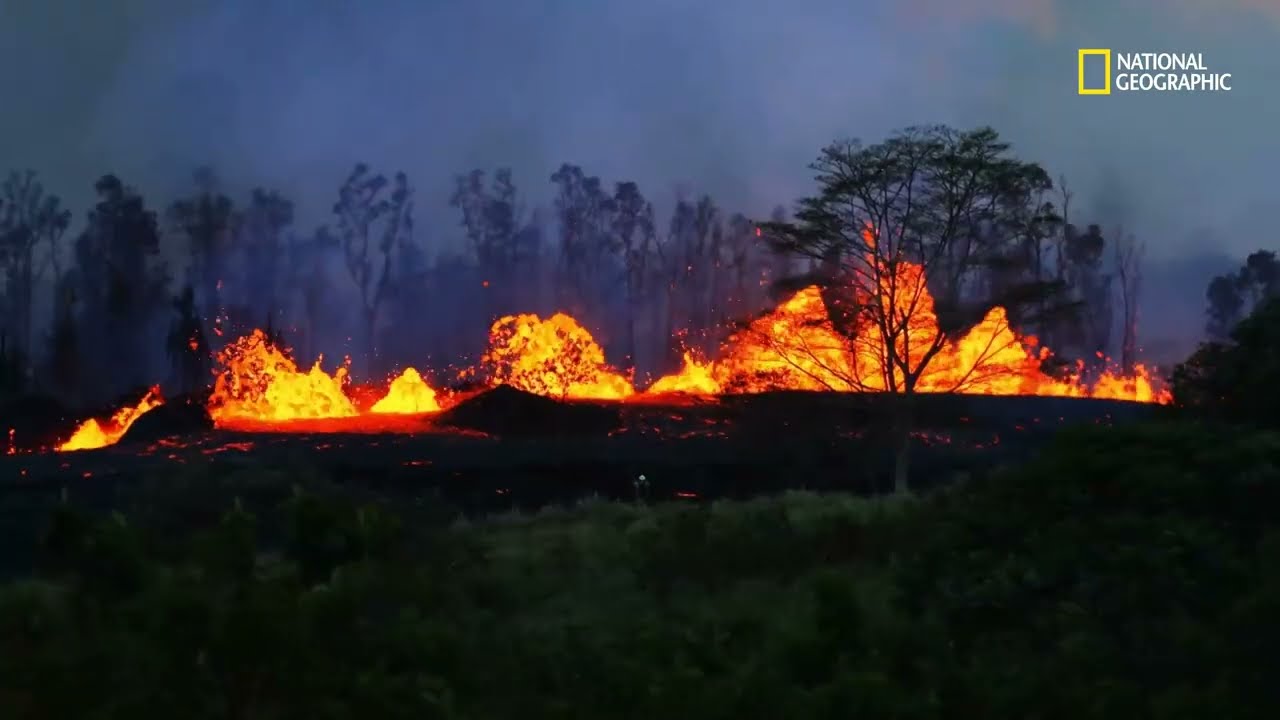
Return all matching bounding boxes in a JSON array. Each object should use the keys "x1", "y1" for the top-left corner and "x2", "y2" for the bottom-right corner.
[
  {"x1": 364, "y1": 305, "x2": 380, "y2": 379},
  {"x1": 891, "y1": 392, "x2": 915, "y2": 494}
]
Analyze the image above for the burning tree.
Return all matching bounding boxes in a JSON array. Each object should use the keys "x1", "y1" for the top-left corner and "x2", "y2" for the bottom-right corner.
[{"x1": 762, "y1": 125, "x2": 1063, "y2": 492}]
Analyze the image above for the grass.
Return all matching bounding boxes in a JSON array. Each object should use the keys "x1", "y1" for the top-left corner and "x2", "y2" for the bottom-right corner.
[{"x1": 1, "y1": 421, "x2": 1279, "y2": 718}]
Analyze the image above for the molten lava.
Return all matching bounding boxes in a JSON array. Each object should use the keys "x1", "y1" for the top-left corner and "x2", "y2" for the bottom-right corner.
[
  {"x1": 370, "y1": 367, "x2": 442, "y2": 414},
  {"x1": 481, "y1": 311, "x2": 634, "y2": 400},
  {"x1": 209, "y1": 329, "x2": 358, "y2": 425},
  {"x1": 57, "y1": 386, "x2": 164, "y2": 452},
  {"x1": 52, "y1": 226, "x2": 1171, "y2": 452},
  {"x1": 648, "y1": 352, "x2": 721, "y2": 395},
  {"x1": 647, "y1": 225, "x2": 1171, "y2": 404}
]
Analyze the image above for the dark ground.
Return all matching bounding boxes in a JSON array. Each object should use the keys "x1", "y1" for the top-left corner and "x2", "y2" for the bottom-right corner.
[
  {"x1": 2, "y1": 389, "x2": 1162, "y2": 506},
  {"x1": 0, "y1": 389, "x2": 1164, "y2": 579}
]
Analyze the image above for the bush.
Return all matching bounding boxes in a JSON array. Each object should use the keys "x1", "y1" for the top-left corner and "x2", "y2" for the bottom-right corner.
[
  {"x1": 0, "y1": 422, "x2": 1277, "y2": 718},
  {"x1": 1173, "y1": 296, "x2": 1280, "y2": 427}
]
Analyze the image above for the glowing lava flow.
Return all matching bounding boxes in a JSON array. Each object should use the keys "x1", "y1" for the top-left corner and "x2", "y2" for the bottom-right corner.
[
  {"x1": 480, "y1": 311, "x2": 635, "y2": 400},
  {"x1": 208, "y1": 329, "x2": 358, "y2": 425},
  {"x1": 51, "y1": 230, "x2": 1171, "y2": 452},
  {"x1": 647, "y1": 224, "x2": 1171, "y2": 403},
  {"x1": 370, "y1": 367, "x2": 442, "y2": 414},
  {"x1": 56, "y1": 386, "x2": 164, "y2": 452}
]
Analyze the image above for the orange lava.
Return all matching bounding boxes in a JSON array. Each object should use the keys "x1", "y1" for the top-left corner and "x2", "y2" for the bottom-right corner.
[
  {"x1": 647, "y1": 225, "x2": 1171, "y2": 404},
  {"x1": 481, "y1": 311, "x2": 634, "y2": 400},
  {"x1": 648, "y1": 352, "x2": 721, "y2": 395},
  {"x1": 208, "y1": 329, "x2": 358, "y2": 425},
  {"x1": 52, "y1": 227, "x2": 1170, "y2": 451},
  {"x1": 370, "y1": 368, "x2": 442, "y2": 414},
  {"x1": 56, "y1": 386, "x2": 164, "y2": 452}
]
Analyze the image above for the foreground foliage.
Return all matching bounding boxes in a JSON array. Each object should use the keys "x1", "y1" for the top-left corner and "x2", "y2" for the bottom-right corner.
[
  {"x1": 1174, "y1": 294, "x2": 1280, "y2": 427},
  {"x1": 1, "y1": 422, "x2": 1278, "y2": 718}
]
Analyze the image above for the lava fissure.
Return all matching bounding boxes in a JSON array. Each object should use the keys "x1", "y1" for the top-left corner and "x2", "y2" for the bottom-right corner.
[{"x1": 49, "y1": 245, "x2": 1170, "y2": 451}]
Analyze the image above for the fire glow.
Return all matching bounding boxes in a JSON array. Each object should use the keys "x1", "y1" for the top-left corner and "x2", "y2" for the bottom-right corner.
[{"x1": 53, "y1": 241, "x2": 1171, "y2": 451}]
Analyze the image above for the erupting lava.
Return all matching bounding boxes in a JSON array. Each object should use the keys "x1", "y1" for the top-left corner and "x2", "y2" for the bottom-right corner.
[
  {"x1": 57, "y1": 386, "x2": 164, "y2": 452},
  {"x1": 649, "y1": 278, "x2": 1169, "y2": 403},
  {"x1": 481, "y1": 312, "x2": 635, "y2": 400},
  {"x1": 50, "y1": 228, "x2": 1170, "y2": 452},
  {"x1": 370, "y1": 367, "x2": 442, "y2": 414},
  {"x1": 209, "y1": 329, "x2": 358, "y2": 424}
]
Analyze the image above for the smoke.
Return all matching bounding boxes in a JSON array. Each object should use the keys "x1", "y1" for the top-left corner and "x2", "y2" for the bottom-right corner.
[{"x1": 1, "y1": 0, "x2": 1274, "y2": 368}]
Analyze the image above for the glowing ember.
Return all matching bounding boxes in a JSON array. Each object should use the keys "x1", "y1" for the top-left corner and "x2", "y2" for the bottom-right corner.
[
  {"x1": 209, "y1": 329, "x2": 356, "y2": 425},
  {"x1": 482, "y1": 312, "x2": 634, "y2": 400},
  {"x1": 370, "y1": 368, "x2": 442, "y2": 414},
  {"x1": 57, "y1": 386, "x2": 164, "y2": 452}
]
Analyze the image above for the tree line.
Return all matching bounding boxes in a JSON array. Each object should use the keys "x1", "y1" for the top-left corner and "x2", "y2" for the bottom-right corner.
[{"x1": 1, "y1": 124, "x2": 1239, "y2": 411}]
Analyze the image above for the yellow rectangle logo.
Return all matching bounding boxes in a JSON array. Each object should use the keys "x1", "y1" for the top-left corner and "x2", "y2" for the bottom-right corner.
[{"x1": 1078, "y1": 49, "x2": 1111, "y2": 95}]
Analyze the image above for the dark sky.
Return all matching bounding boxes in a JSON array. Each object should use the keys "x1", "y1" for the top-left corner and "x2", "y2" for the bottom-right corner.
[{"x1": 1, "y1": 0, "x2": 1276, "y2": 263}]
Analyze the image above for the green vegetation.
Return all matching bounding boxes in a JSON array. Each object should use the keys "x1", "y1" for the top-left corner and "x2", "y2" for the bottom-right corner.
[{"x1": 2, "y1": 421, "x2": 1278, "y2": 718}]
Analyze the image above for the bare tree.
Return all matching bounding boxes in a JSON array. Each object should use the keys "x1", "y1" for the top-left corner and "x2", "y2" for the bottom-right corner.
[
  {"x1": 332, "y1": 163, "x2": 414, "y2": 376},
  {"x1": 167, "y1": 167, "x2": 237, "y2": 332},
  {"x1": 609, "y1": 180, "x2": 652, "y2": 372},
  {"x1": 1113, "y1": 225, "x2": 1144, "y2": 372},
  {"x1": 0, "y1": 170, "x2": 71, "y2": 363}
]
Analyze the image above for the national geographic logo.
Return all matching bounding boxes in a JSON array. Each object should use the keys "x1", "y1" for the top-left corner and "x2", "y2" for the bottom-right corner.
[{"x1": 1078, "y1": 50, "x2": 1232, "y2": 94}]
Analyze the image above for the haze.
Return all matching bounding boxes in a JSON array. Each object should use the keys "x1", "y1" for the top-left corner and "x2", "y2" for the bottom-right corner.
[{"x1": 2, "y1": 0, "x2": 1276, "y2": 359}]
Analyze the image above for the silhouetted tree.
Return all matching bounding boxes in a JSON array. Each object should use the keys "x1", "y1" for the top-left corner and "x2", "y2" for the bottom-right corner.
[
  {"x1": 45, "y1": 274, "x2": 79, "y2": 397},
  {"x1": 240, "y1": 188, "x2": 294, "y2": 324},
  {"x1": 167, "y1": 168, "x2": 236, "y2": 332},
  {"x1": 721, "y1": 213, "x2": 757, "y2": 322},
  {"x1": 761, "y1": 125, "x2": 1061, "y2": 492},
  {"x1": 285, "y1": 227, "x2": 339, "y2": 362},
  {"x1": 657, "y1": 196, "x2": 697, "y2": 365},
  {"x1": 1206, "y1": 274, "x2": 1244, "y2": 341},
  {"x1": 0, "y1": 332, "x2": 24, "y2": 396},
  {"x1": 609, "y1": 180, "x2": 653, "y2": 371},
  {"x1": 331, "y1": 164, "x2": 414, "y2": 376},
  {"x1": 74, "y1": 174, "x2": 166, "y2": 399},
  {"x1": 1113, "y1": 225, "x2": 1144, "y2": 372},
  {"x1": 167, "y1": 286, "x2": 209, "y2": 395},
  {"x1": 1205, "y1": 250, "x2": 1279, "y2": 340},
  {"x1": 1059, "y1": 223, "x2": 1112, "y2": 367},
  {"x1": 0, "y1": 170, "x2": 71, "y2": 365},
  {"x1": 450, "y1": 168, "x2": 522, "y2": 318},
  {"x1": 550, "y1": 164, "x2": 614, "y2": 316},
  {"x1": 1174, "y1": 294, "x2": 1280, "y2": 426}
]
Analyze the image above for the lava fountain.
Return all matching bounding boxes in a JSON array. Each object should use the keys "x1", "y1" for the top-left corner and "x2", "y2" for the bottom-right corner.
[
  {"x1": 480, "y1": 311, "x2": 635, "y2": 400},
  {"x1": 50, "y1": 230, "x2": 1170, "y2": 452},
  {"x1": 56, "y1": 386, "x2": 165, "y2": 452}
]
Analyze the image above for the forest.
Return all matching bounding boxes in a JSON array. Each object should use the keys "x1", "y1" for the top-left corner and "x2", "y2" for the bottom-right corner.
[{"x1": 7, "y1": 123, "x2": 1265, "y2": 413}]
